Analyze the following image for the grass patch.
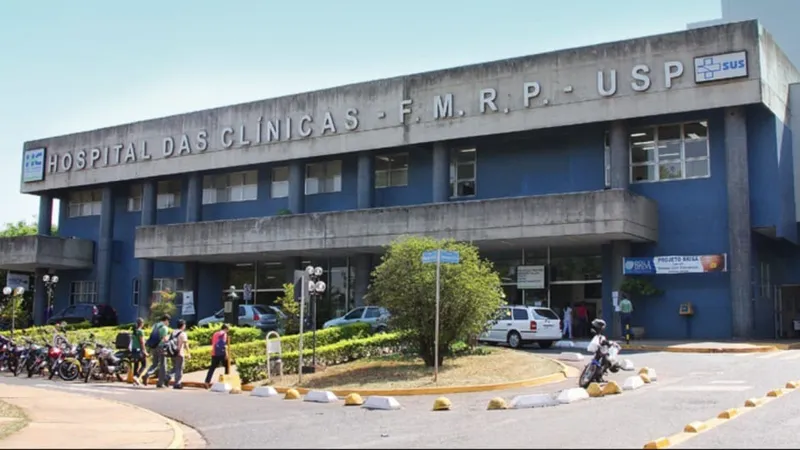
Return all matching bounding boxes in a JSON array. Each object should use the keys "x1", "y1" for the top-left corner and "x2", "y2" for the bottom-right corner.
[
  {"x1": 0, "y1": 401, "x2": 27, "y2": 440},
  {"x1": 288, "y1": 347, "x2": 562, "y2": 390}
]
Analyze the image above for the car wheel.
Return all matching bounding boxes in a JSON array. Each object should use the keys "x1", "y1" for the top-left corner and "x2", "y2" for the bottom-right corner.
[
  {"x1": 538, "y1": 340, "x2": 554, "y2": 350},
  {"x1": 507, "y1": 331, "x2": 522, "y2": 349},
  {"x1": 375, "y1": 326, "x2": 387, "y2": 334}
]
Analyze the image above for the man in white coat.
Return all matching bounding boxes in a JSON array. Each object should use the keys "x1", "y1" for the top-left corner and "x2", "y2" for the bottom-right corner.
[{"x1": 563, "y1": 304, "x2": 573, "y2": 340}]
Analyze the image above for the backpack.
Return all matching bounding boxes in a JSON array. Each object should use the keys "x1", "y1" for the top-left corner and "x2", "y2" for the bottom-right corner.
[
  {"x1": 213, "y1": 332, "x2": 227, "y2": 358},
  {"x1": 164, "y1": 330, "x2": 181, "y2": 357},
  {"x1": 114, "y1": 332, "x2": 132, "y2": 350},
  {"x1": 145, "y1": 324, "x2": 162, "y2": 349}
]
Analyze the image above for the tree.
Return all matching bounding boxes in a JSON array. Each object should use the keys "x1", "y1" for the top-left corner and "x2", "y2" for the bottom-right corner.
[
  {"x1": 0, "y1": 218, "x2": 57, "y2": 237},
  {"x1": 150, "y1": 288, "x2": 177, "y2": 321},
  {"x1": 276, "y1": 283, "x2": 300, "y2": 335},
  {"x1": 369, "y1": 236, "x2": 504, "y2": 367}
]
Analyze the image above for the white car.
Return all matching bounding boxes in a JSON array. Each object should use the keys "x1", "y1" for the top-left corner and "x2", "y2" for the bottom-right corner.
[
  {"x1": 323, "y1": 306, "x2": 390, "y2": 332},
  {"x1": 478, "y1": 305, "x2": 562, "y2": 349}
]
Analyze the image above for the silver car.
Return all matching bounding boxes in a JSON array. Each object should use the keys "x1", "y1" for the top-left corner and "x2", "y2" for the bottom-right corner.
[
  {"x1": 198, "y1": 305, "x2": 286, "y2": 332},
  {"x1": 322, "y1": 306, "x2": 390, "y2": 332}
]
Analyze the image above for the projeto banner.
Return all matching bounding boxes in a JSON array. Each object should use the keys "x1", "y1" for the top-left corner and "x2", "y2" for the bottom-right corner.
[{"x1": 622, "y1": 254, "x2": 727, "y2": 275}]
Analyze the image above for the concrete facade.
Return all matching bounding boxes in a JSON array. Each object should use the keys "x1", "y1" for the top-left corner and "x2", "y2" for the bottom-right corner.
[{"x1": 8, "y1": 20, "x2": 800, "y2": 339}]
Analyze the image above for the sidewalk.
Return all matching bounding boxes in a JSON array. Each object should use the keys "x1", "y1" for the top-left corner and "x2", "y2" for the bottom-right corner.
[
  {"x1": 0, "y1": 384, "x2": 183, "y2": 449},
  {"x1": 555, "y1": 339, "x2": 797, "y2": 353}
]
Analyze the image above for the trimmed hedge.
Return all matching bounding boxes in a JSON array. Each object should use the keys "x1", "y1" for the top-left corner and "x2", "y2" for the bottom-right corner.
[
  {"x1": 186, "y1": 324, "x2": 263, "y2": 345},
  {"x1": 236, "y1": 332, "x2": 408, "y2": 384}
]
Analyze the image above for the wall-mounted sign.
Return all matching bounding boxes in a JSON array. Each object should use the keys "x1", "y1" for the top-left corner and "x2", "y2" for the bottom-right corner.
[
  {"x1": 22, "y1": 148, "x2": 46, "y2": 183},
  {"x1": 623, "y1": 254, "x2": 727, "y2": 275},
  {"x1": 517, "y1": 265, "x2": 545, "y2": 289},
  {"x1": 5, "y1": 272, "x2": 29, "y2": 291},
  {"x1": 181, "y1": 291, "x2": 196, "y2": 316},
  {"x1": 694, "y1": 51, "x2": 748, "y2": 84}
]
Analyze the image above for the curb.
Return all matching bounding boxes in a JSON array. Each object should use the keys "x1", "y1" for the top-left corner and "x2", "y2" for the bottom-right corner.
[
  {"x1": 103, "y1": 398, "x2": 185, "y2": 449},
  {"x1": 622, "y1": 344, "x2": 778, "y2": 354}
]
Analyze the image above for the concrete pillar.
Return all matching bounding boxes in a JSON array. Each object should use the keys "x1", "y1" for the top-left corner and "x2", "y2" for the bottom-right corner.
[
  {"x1": 432, "y1": 143, "x2": 450, "y2": 203},
  {"x1": 288, "y1": 161, "x2": 304, "y2": 214},
  {"x1": 610, "y1": 240, "x2": 631, "y2": 338},
  {"x1": 186, "y1": 173, "x2": 202, "y2": 223},
  {"x1": 357, "y1": 152, "x2": 374, "y2": 209},
  {"x1": 138, "y1": 180, "x2": 156, "y2": 319},
  {"x1": 354, "y1": 254, "x2": 371, "y2": 307},
  {"x1": 33, "y1": 268, "x2": 47, "y2": 325},
  {"x1": 609, "y1": 120, "x2": 630, "y2": 189},
  {"x1": 725, "y1": 106, "x2": 753, "y2": 339},
  {"x1": 37, "y1": 195, "x2": 53, "y2": 236},
  {"x1": 96, "y1": 186, "x2": 114, "y2": 306}
]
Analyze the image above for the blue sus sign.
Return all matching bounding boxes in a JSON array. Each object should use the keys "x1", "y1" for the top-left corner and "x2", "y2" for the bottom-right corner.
[{"x1": 693, "y1": 51, "x2": 748, "y2": 83}]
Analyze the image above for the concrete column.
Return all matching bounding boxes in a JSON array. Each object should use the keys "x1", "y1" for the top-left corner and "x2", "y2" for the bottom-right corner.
[
  {"x1": 284, "y1": 257, "x2": 302, "y2": 284},
  {"x1": 725, "y1": 106, "x2": 753, "y2": 339},
  {"x1": 354, "y1": 254, "x2": 371, "y2": 307},
  {"x1": 288, "y1": 161, "x2": 305, "y2": 214},
  {"x1": 610, "y1": 240, "x2": 631, "y2": 338},
  {"x1": 186, "y1": 173, "x2": 202, "y2": 223},
  {"x1": 183, "y1": 262, "x2": 198, "y2": 318},
  {"x1": 33, "y1": 268, "x2": 47, "y2": 325},
  {"x1": 138, "y1": 180, "x2": 156, "y2": 319},
  {"x1": 357, "y1": 152, "x2": 374, "y2": 209},
  {"x1": 432, "y1": 142, "x2": 450, "y2": 203},
  {"x1": 609, "y1": 120, "x2": 630, "y2": 189},
  {"x1": 37, "y1": 195, "x2": 53, "y2": 236},
  {"x1": 96, "y1": 186, "x2": 115, "y2": 305}
]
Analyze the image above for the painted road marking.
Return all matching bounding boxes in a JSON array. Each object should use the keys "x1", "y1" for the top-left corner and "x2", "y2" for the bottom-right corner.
[
  {"x1": 779, "y1": 352, "x2": 800, "y2": 361},
  {"x1": 757, "y1": 352, "x2": 784, "y2": 359},
  {"x1": 710, "y1": 380, "x2": 747, "y2": 385},
  {"x1": 34, "y1": 383, "x2": 126, "y2": 396},
  {"x1": 658, "y1": 385, "x2": 752, "y2": 392}
]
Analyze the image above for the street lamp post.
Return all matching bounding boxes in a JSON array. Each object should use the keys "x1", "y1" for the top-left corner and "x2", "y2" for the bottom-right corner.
[
  {"x1": 43, "y1": 274, "x2": 59, "y2": 323},
  {"x1": 305, "y1": 265, "x2": 326, "y2": 369},
  {"x1": 2, "y1": 286, "x2": 26, "y2": 337}
]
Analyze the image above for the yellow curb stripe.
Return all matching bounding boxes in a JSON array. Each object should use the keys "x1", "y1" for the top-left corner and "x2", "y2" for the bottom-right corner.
[
  {"x1": 643, "y1": 382, "x2": 798, "y2": 449},
  {"x1": 622, "y1": 345, "x2": 778, "y2": 354}
]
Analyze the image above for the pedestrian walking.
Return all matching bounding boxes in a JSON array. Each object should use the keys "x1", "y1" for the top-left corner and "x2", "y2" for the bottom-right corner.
[
  {"x1": 204, "y1": 324, "x2": 230, "y2": 387},
  {"x1": 563, "y1": 304, "x2": 573, "y2": 340},
  {"x1": 169, "y1": 319, "x2": 190, "y2": 390},
  {"x1": 619, "y1": 294, "x2": 634, "y2": 342},
  {"x1": 575, "y1": 303, "x2": 589, "y2": 337},
  {"x1": 130, "y1": 318, "x2": 148, "y2": 386},
  {"x1": 142, "y1": 314, "x2": 171, "y2": 388}
]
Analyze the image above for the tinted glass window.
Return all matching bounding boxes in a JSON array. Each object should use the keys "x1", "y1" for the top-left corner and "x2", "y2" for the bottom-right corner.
[
  {"x1": 238, "y1": 306, "x2": 246, "y2": 316},
  {"x1": 344, "y1": 308, "x2": 365, "y2": 320},
  {"x1": 253, "y1": 305, "x2": 270, "y2": 314},
  {"x1": 534, "y1": 308, "x2": 559, "y2": 320},
  {"x1": 364, "y1": 307, "x2": 381, "y2": 319},
  {"x1": 512, "y1": 308, "x2": 529, "y2": 320}
]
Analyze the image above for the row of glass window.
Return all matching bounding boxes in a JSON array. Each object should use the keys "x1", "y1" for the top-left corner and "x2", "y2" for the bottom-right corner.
[
  {"x1": 68, "y1": 278, "x2": 183, "y2": 306},
  {"x1": 67, "y1": 121, "x2": 708, "y2": 218}
]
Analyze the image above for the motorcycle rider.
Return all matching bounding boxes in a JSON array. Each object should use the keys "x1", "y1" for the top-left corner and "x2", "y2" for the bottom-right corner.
[{"x1": 587, "y1": 318, "x2": 614, "y2": 382}]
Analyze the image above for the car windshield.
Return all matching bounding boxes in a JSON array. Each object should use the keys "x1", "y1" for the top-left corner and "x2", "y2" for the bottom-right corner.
[
  {"x1": 534, "y1": 308, "x2": 559, "y2": 320},
  {"x1": 253, "y1": 305, "x2": 270, "y2": 315}
]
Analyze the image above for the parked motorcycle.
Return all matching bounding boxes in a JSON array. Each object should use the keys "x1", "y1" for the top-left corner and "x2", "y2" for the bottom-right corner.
[
  {"x1": 26, "y1": 343, "x2": 58, "y2": 378},
  {"x1": 12, "y1": 338, "x2": 38, "y2": 377},
  {"x1": 56, "y1": 339, "x2": 95, "y2": 382},
  {"x1": 83, "y1": 341, "x2": 131, "y2": 383},
  {"x1": 578, "y1": 331, "x2": 623, "y2": 388}
]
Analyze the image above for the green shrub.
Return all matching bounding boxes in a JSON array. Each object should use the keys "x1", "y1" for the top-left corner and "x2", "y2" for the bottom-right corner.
[
  {"x1": 236, "y1": 332, "x2": 408, "y2": 384},
  {"x1": 186, "y1": 324, "x2": 263, "y2": 345}
]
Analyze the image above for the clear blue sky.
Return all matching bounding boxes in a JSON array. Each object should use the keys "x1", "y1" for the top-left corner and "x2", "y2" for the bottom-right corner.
[{"x1": 0, "y1": 0, "x2": 721, "y2": 228}]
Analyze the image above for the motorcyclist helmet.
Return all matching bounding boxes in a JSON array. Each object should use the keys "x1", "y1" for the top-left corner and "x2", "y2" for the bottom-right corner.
[{"x1": 591, "y1": 318, "x2": 607, "y2": 333}]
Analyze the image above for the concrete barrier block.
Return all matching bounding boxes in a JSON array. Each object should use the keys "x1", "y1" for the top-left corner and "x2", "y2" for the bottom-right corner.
[
  {"x1": 344, "y1": 393, "x2": 364, "y2": 406},
  {"x1": 623, "y1": 375, "x2": 645, "y2": 391},
  {"x1": 362, "y1": 396, "x2": 401, "y2": 410},
  {"x1": 554, "y1": 340, "x2": 575, "y2": 348},
  {"x1": 305, "y1": 390, "x2": 339, "y2": 403},
  {"x1": 558, "y1": 352, "x2": 584, "y2": 362},
  {"x1": 486, "y1": 397, "x2": 508, "y2": 410},
  {"x1": 432, "y1": 397, "x2": 452, "y2": 411},
  {"x1": 556, "y1": 388, "x2": 589, "y2": 404},
  {"x1": 284, "y1": 388, "x2": 301, "y2": 400},
  {"x1": 210, "y1": 382, "x2": 232, "y2": 393},
  {"x1": 509, "y1": 393, "x2": 559, "y2": 409},
  {"x1": 621, "y1": 359, "x2": 635, "y2": 371},
  {"x1": 684, "y1": 421, "x2": 708, "y2": 433},
  {"x1": 601, "y1": 381, "x2": 622, "y2": 395},
  {"x1": 250, "y1": 386, "x2": 278, "y2": 397},
  {"x1": 639, "y1": 367, "x2": 658, "y2": 382},
  {"x1": 586, "y1": 382, "x2": 604, "y2": 397}
]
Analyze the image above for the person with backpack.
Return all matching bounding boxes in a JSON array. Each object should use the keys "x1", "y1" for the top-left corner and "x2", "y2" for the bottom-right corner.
[
  {"x1": 167, "y1": 319, "x2": 190, "y2": 390},
  {"x1": 204, "y1": 324, "x2": 230, "y2": 387},
  {"x1": 130, "y1": 318, "x2": 148, "y2": 386},
  {"x1": 142, "y1": 314, "x2": 172, "y2": 388}
]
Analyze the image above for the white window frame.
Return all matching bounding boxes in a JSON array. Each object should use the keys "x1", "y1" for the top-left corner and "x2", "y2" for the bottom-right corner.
[
  {"x1": 157, "y1": 180, "x2": 182, "y2": 209},
  {"x1": 202, "y1": 170, "x2": 258, "y2": 204},
  {"x1": 127, "y1": 185, "x2": 143, "y2": 212},
  {"x1": 305, "y1": 160, "x2": 342, "y2": 195},
  {"x1": 629, "y1": 121, "x2": 711, "y2": 184},
  {"x1": 450, "y1": 148, "x2": 477, "y2": 198},
  {"x1": 603, "y1": 133, "x2": 611, "y2": 188},
  {"x1": 68, "y1": 190, "x2": 102, "y2": 218},
  {"x1": 375, "y1": 153, "x2": 409, "y2": 188},
  {"x1": 69, "y1": 281, "x2": 98, "y2": 305},
  {"x1": 271, "y1": 166, "x2": 289, "y2": 199},
  {"x1": 152, "y1": 278, "x2": 185, "y2": 302}
]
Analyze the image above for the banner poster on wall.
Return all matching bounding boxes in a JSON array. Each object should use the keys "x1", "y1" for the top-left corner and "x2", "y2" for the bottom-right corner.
[{"x1": 622, "y1": 254, "x2": 727, "y2": 275}]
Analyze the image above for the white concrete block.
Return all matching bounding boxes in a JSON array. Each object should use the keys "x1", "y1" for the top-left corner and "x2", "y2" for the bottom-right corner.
[
  {"x1": 641, "y1": 368, "x2": 658, "y2": 382},
  {"x1": 621, "y1": 359, "x2": 635, "y2": 371},
  {"x1": 556, "y1": 388, "x2": 589, "y2": 404},
  {"x1": 250, "y1": 386, "x2": 279, "y2": 397},
  {"x1": 362, "y1": 396, "x2": 401, "y2": 410},
  {"x1": 558, "y1": 352, "x2": 585, "y2": 362},
  {"x1": 304, "y1": 390, "x2": 339, "y2": 403},
  {"x1": 210, "y1": 382, "x2": 232, "y2": 393},
  {"x1": 554, "y1": 340, "x2": 575, "y2": 348},
  {"x1": 509, "y1": 393, "x2": 559, "y2": 409},
  {"x1": 623, "y1": 376, "x2": 645, "y2": 391}
]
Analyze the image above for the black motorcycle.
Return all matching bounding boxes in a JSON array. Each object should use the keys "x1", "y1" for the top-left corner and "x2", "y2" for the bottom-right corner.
[
  {"x1": 578, "y1": 332, "x2": 623, "y2": 388},
  {"x1": 83, "y1": 342, "x2": 132, "y2": 383}
]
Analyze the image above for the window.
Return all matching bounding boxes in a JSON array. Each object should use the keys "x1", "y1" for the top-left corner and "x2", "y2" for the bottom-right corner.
[
  {"x1": 69, "y1": 281, "x2": 98, "y2": 305},
  {"x1": 344, "y1": 308, "x2": 364, "y2": 320},
  {"x1": 157, "y1": 180, "x2": 182, "y2": 209},
  {"x1": 68, "y1": 190, "x2": 102, "y2": 218},
  {"x1": 497, "y1": 308, "x2": 512, "y2": 320},
  {"x1": 630, "y1": 121, "x2": 710, "y2": 183},
  {"x1": 153, "y1": 278, "x2": 184, "y2": 293},
  {"x1": 202, "y1": 170, "x2": 258, "y2": 204},
  {"x1": 512, "y1": 308, "x2": 529, "y2": 320},
  {"x1": 305, "y1": 160, "x2": 342, "y2": 195},
  {"x1": 603, "y1": 133, "x2": 611, "y2": 188},
  {"x1": 375, "y1": 153, "x2": 409, "y2": 188},
  {"x1": 450, "y1": 148, "x2": 476, "y2": 197},
  {"x1": 271, "y1": 167, "x2": 289, "y2": 198},
  {"x1": 364, "y1": 307, "x2": 382, "y2": 319},
  {"x1": 132, "y1": 279, "x2": 140, "y2": 306},
  {"x1": 128, "y1": 185, "x2": 143, "y2": 212}
]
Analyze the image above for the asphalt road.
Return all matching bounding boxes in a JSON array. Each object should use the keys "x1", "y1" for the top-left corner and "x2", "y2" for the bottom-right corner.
[{"x1": 2, "y1": 347, "x2": 800, "y2": 449}]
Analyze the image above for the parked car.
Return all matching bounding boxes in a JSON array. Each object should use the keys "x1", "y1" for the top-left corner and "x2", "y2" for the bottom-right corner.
[
  {"x1": 323, "y1": 306, "x2": 390, "y2": 332},
  {"x1": 198, "y1": 305, "x2": 286, "y2": 332},
  {"x1": 47, "y1": 303, "x2": 118, "y2": 327},
  {"x1": 478, "y1": 305, "x2": 562, "y2": 349}
]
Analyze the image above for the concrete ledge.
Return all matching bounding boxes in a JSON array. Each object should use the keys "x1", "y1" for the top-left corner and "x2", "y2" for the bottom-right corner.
[
  {"x1": 622, "y1": 343, "x2": 779, "y2": 354},
  {"x1": 135, "y1": 190, "x2": 658, "y2": 260},
  {"x1": 0, "y1": 235, "x2": 94, "y2": 271}
]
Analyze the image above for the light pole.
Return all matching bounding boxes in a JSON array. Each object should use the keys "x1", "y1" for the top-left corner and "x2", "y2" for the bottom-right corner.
[
  {"x1": 305, "y1": 265, "x2": 326, "y2": 370},
  {"x1": 43, "y1": 274, "x2": 59, "y2": 323},
  {"x1": 2, "y1": 286, "x2": 25, "y2": 337}
]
